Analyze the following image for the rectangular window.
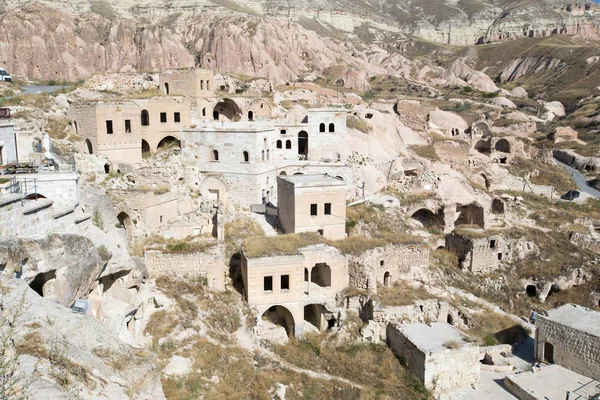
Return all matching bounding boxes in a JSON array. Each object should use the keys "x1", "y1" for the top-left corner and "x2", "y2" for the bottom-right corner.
[
  {"x1": 280, "y1": 129, "x2": 286, "y2": 135},
  {"x1": 310, "y1": 204, "x2": 318, "y2": 216},
  {"x1": 160, "y1": 112, "x2": 167, "y2": 123},
  {"x1": 281, "y1": 275, "x2": 289, "y2": 290},
  {"x1": 490, "y1": 240, "x2": 496, "y2": 249},
  {"x1": 264, "y1": 276, "x2": 273, "y2": 292},
  {"x1": 125, "y1": 120, "x2": 131, "y2": 133},
  {"x1": 498, "y1": 253, "x2": 503, "y2": 261},
  {"x1": 106, "y1": 120, "x2": 113, "y2": 134},
  {"x1": 324, "y1": 203, "x2": 331, "y2": 215},
  {"x1": 174, "y1": 112, "x2": 181, "y2": 123}
]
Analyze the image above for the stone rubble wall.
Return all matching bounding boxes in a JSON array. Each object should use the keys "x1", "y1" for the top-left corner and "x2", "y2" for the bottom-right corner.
[
  {"x1": 424, "y1": 345, "x2": 480, "y2": 393},
  {"x1": 144, "y1": 247, "x2": 226, "y2": 291},
  {"x1": 347, "y1": 243, "x2": 430, "y2": 292},
  {"x1": 569, "y1": 232, "x2": 600, "y2": 254},
  {"x1": 536, "y1": 316, "x2": 600, "y2": 380}
]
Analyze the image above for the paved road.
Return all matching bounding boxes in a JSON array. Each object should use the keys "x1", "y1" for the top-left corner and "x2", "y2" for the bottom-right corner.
[{"x1": 554, "y1": 157, "x2": 600, "y2": 199}]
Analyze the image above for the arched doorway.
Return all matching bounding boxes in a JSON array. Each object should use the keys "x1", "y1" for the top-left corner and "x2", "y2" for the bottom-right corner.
[
  {"x1": 73, "y1": 121, "x2": 78, "y2": 136},
  {"x1": 104, "y1": 163, "x2": 111, "y2": 174},
  {"x1": 298, "y1": 131, "x2": 308, "y2": 157},
  {"x1": 85, "y1": 139, "x2": 93, "y2": 155},
  {"x1": 447, "y1": 314, "x2": 454, "y2": 325},
  {"x1": 383, "y1": 271, "x2": 391, "y2": 287},
  {"x1": 164, "y1": 82, "x2": 169, "y2": 95},
  {"x1": 213, "y1": 99, "x2": 242, "y2": 121},
  {"x1": 279, "y1": 171, "x2": 287, "y2": 176},
  {"x1": 475, "y1": 139, "x2": 491, "y2": 155},
  {"x1": 141, "y1": 110, "x2": 149, "y2": 126},
  {"x1": 248, "y1": 110, "x2": 254, "y2": 121},
  {"x1": 310, "y1": 263, "x2": 331, "y2": 287},
  {"x1": 141, "y1": 139, "x2": 150, "y2": 156},
  {"x1": 157, "y1": 136, "x2": 181, "y2": 151},
  {"x1": 262, "y1": 305, "x2": 295, "y2": 337},
  {"x1": 117, "y1": 211, "x2": 133, "y2": 231}
]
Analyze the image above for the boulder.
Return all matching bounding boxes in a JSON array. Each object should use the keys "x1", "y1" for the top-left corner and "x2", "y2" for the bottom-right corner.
[
  {"x1": 491, "y1": 97, "x2": 517, "y2": 108},
  {"x1": 428, "y1": 109, "x2": 469, "y2": 132},
  {"x1": 510, "y1": 87, "x2": 528, "y2": 98}
]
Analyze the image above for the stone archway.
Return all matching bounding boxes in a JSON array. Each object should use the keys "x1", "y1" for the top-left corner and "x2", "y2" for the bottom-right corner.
[
  {"x1": 157, "y1": 136, "x2": 180, "y2": 151},
  {"x1": 213, "y1": 98, "x2": 242, "y2": 121},
  {"x1": 141, "y1": 139, "x2": 150, "y2": 156},
  {"x1": 410, "y1": 208, "x2": 443, "y2": 228},
  {"x1": 310, "y1": 263, "x2": 331, "y2": 287},
  {"x1": 117, "y1": 211, "x2": 134, "y2": 231},
  {"x1": 383, "y1": 271, "x2": 392, "y2": 287},
  {"x1": 495, "y1": 139, "x2": 511, "y2": 153},
  {"x1": 262, "y1": 305, "x2": 296, "y2": 337}
]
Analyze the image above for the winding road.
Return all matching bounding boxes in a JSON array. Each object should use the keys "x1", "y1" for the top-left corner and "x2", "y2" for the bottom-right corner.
[{"x1": 553, "y1": 157, "x2": 600, "y2": 199}]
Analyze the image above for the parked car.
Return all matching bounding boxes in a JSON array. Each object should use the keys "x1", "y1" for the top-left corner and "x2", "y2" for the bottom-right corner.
[
  {"x1": 0, "y1": 68, "x2": 12, "y2": 82},
  {"x1": 561, "y1": 190, "x2": 580, "y2": 200}
]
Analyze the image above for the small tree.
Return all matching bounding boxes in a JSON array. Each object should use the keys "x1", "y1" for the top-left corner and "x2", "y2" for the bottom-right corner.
[{"x1": 0, "y1": 280, "x2": 29, "y2": 400}]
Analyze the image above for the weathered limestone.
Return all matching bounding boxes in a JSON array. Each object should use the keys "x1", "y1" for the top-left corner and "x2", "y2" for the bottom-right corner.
[
  {"x1": 569, "y1": 232, "x2": 600, "y2": 254},
  {"x1": 387, "y1": 322, "x2": 480, "y2": 394},
  {"x1": 277, "y1": 174, "x2": 346, "y2": 241},
  {"x1": 535, "y1": 304, "x2": 600, "y2": 380}
]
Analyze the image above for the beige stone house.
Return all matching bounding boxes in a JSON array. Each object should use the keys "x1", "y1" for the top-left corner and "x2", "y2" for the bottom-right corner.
[
  {"x1": 277, "y1": 174, "x2": 346, "y2": 241},
  {"x1": 535, "y1": 304, "x2": 600, "y2": 380},
  {"x1": 241, "y1": 243, "x2": 349, "y2": 338}
]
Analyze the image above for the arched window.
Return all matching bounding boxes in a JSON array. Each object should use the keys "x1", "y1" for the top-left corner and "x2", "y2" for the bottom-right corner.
[
  {"x1": 202, "y1": 108, "x2": 206, "y2": 117},
  {"x1": 329, "y1": 123, "x2": 335, "y2": 132},
  {"x1": 141, "y1": 110, "x2": 149, "y2": 126},
  {"x1": 266, "y1": 149, "x2": 270, "y2": 160},
  {"x1": 319, "y1": 123, "x2": 325, "y2": 132},
  {"x1": 261, "y1": 150, "x2": 265, "y2": 161},
  {"x1": 164, "y1": 82, "x2": 169, "y2": 95},
  {"x1": 276, "y1": 140, "x2": 282, "y2": 149},
  {"x1": 285, "y1": 140, "x2": 292, "y2": 149},
  {"x1": 248, "y1": 110, "x2": 254, "y2": 121},
  {"x1": 243, "y1": 151, "x2": 249, "y2": 162},
  {"x1": 212, "y1": 149, "x2": 219, "y2": 161}
]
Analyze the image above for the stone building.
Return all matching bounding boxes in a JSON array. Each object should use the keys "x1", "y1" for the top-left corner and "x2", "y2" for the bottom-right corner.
[
  {"x1": 241, "y1": 243, "x2": 349, "y2": 338},
  {"x1": 445, "y1": 231, "x2": 506, "y2": 273},
  {"x1": 387, "y1": 322, "x2": 480, "y2": 394},
  {"x1": 347, "y1": 243, "x2": 430, "y2": 293},
  {"x1": 277, "y1": 174, "x2": 346, "y2": 241},
  {"x1": 547, "y1": 126, "x2": 578, "y2": 143},
  {"x1": 535, "y1": 304, "x2": 600, "y2": 380}
]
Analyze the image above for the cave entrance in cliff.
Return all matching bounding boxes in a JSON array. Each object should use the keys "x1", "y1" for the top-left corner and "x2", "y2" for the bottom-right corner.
[
  {"x1": 298, "y1": 131, "x2": 308, "y2": 157},
  {"x1": 117, "y1": 211, "x2": 133, "y2": 232},
  {"x1": 526, "y1": 285, "x2": 537, "y2": 297},
  {"x1": 29, "y1": 270, "x2": 57, "y2": 297},
  {"x1": 85, "y1": 139, "x2": 93, "y2": 155},
  {"x1": 304, "y1": 304, "x2": 335, "y2": 331},
  {"x1": 495, "y1": 139, "x2": 511, "y2": 153},
  {"x1": 213, "y1": 99, "x2": 242, "y2": 121},
  {"x1": 157, "y1": 136, "x2": 181, "y2": 151},
  {"x1": 411, "y1": 208, "x2": 443, "y2": 228},
  {"x1": 475, "y1": 139, "x2": 491, "y2": 155},
  {"x1": 262, "y1": 305, "x2": 295, "y2": 337}
]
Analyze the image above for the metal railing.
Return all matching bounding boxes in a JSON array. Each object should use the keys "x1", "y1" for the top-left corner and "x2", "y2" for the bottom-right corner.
[{"x1": 8, "y1": 177, "x2": 39, "y2": 205}]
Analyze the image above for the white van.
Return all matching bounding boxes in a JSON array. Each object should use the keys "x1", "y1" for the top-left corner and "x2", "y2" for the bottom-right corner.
[{"x1": 0, "y1": 68, "x2": 12, "y2": 82}]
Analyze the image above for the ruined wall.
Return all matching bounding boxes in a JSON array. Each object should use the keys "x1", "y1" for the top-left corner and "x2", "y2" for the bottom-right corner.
[
  {"x1": 434, "y1": 141, "x2": 469, "y2": 167},
  {"x1": 159, "y1": 69, "x2": 214, "y2": 99},
  {"x1": 348, "y1": 243, "x2": 430, "y2": 292},
  {"x1": 569, "y1": 232, "x2": 600, "y2": 254},
  {"x1": 387, "y1": 324, "x2": 427, "y2": 379},
  {"x1": 446, "y1": 233, "x2": 505, "y2": 273},
  {"x1": 0, "y1": 196, "x2": 90, "y2": 237},
  {"x1": 536, "y1": 316, "x2": 600, "y2": 380},
  {"x1": 144, "y1": 247, "x2": 225, "y2": 291}
]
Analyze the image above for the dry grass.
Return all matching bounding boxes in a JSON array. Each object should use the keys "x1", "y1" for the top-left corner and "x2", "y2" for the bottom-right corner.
[
  {"x1": 242, "y1": 232, "x2": 326, "y2": 258},
  {"x1": 410, "y1": 145, "x2": 440, "y2": 161},
  {"x1": 46, "y1": 116, "x2": 70, "y2": 140},
  {"x1": 224, "y1": 217, "x2": 264, "y2": 257},
  {"x1": 273, "y1": 334, "x2": 430, "y2": 399},
  {"x1": 346, "y1": 115, "x2": 372, "y2": 133},
  {"x1": 509, "y1": 156, "x2": 576, "y2": 194},
  {"x1": 132, "y1": 234, "x2": 217, "y2": 256},
  {"x1": 375, "y1": 281, "x2": 436, "y2": 307},
  {"x1": 145, "y1": 310, "x2": 178, "y2": 343},
  {"x1": 153, "y1": 186, "x2": 170, "y2": 195},
  {"x1": 430, "y1": 249, "x2": 459, "y2": 272},
  {"x1": 467, "y1": 308, "x2": 530, "y2": 346},
  {"x1": 443, "y1": 341, "x2": 461, "y2": 349}
]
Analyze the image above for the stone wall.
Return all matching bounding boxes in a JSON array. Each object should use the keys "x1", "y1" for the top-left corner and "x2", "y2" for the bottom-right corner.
[
  {"x1": 387, "y1": 323, "x2": 426, "y2": 379},
  {"x1": 0, "y1": 195, "x2": 90, "y2": 237},
  {"x1": 434, "y1": 140, "x2": 469, "y2": 167},
  {"x1": 446, "y1": 233, "x2": 505, "y2": 273},
  {"x1": 144, "y1": 246, "x2": 226, "y2": 291},
  {"x1": 159, "y1": 69, "x2": 214, "y2": 99},
  {"x1": 569, "y1": 232, "x2": 600, "y2": 254},
  {"x1": 347, "y1": 243, "x2": 430, "y2": 292},
  {"x1": 423, "y1": 344, "x2": 480, "y2": 393},
  {"x1": 11, "y1": 172, "x2": 80, "y2": 209},
  {"x1": 536, "y1": 315, "x2": 600, "y2": 380}
]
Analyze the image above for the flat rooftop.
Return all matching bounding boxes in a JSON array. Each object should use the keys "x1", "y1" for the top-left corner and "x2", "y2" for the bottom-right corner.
[
  {"x1": 184, "y1": 121, "x2": 275, "y2": 133},
  {"x1": 506, "y1": 364, "x2": 600, "y2": 400},
  {"x1": 279, "y1": 174, "x2": 346, "y2": 187},
  {"x1": 400, "y1": 322, "x2": 469, "y2": 353},
  {"x1": 545, "y1": 304, "x2": 600, "y2": 337}
]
